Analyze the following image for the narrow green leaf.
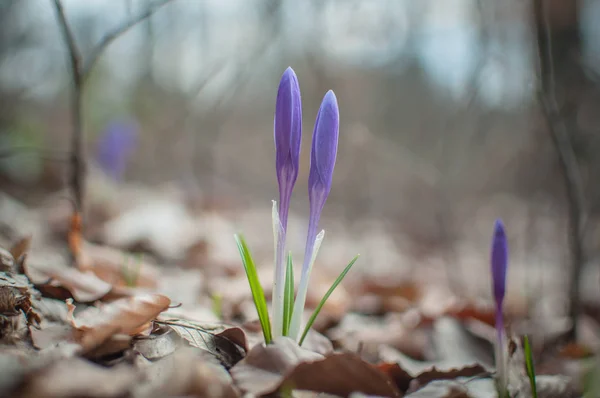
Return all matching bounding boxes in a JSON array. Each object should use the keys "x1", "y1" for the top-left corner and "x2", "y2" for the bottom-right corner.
[
  {"x1": 282, "y1": 251, "x2": 294, "y2": 336},
  {"x1": 299, "y1": 254, "x2": 359, "y2": 346},
  {"x1": 234, "y1": 234, "x2": 272, "y2": 344},
  {"x1": 524, "y1": 335, "x2": 537, "y2": 398}
]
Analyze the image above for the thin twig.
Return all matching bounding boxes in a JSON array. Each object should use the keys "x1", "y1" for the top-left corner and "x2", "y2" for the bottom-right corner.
[
  {"x1": 51, "y1": 0, "x2": 176, "y2": 265},
  {"x1": 82, "y1": 0, "x2": 175, "y2": 79},
  {"x1": 52, "y1": 0, "x2": 84, "y2": 214},
  {"x1": 534, "y1": 0, "x2": 586, "y2": 341}
]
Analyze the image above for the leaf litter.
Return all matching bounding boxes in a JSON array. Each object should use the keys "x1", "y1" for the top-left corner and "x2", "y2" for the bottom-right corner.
[{"x1": 0, "y1": 185, "x2": 593, "y2": 398}]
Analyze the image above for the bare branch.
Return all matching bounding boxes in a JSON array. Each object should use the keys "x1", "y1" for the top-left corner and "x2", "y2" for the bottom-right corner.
[
  {"x1": 534, "y1": 0, "x2": 586, "y2": 341},
  {"x1": 52, "y1": 0, "x2": 84, "y2": 214},
  {"x1": 51, "y1": 0, "x2": 176, "y2": 265},
  {"x1": 82, "y1": 0, "x2": 175, "y2": 79},
  {"x1": 52, "y1": 0, "x2": 83, "y2": 84}
]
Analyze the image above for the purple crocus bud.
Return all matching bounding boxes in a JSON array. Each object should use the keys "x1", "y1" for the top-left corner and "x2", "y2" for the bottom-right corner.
[
  {"x1": 274, "y1": 67, "x2": 302, "y2": 229},
  {"x1": 491, "y1": 219, "x2": 508, "y2": 395},
  {"x1": 96, "y1": 119, "x2": 138, "y2": 181},
  {"x1": 272, "y1": 67, "x2": 302, "y2": 338},
  {"x1": 308, "y1": 90, "x2": 339, "y2": 213},
  {"x1": 289, "y1": 90, "x2": 339, "y2": 339},
  {"x1": 491, "y1": 219, "x2": 508, "y2": 310}
]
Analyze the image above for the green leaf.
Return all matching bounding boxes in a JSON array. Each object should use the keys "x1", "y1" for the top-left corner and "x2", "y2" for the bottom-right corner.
[
  {"x1": 282, "y1": 251, "x2": 294, "y2": 336},
  {"x1": 299, "y1": 254, "x2": 359, "y2": 346},
  {"x1": 524, "y1": 335, "x2": 537, "y2": 398},
  {"x1": 235, "y1": 234, "x2": 272, "y2": 344}
]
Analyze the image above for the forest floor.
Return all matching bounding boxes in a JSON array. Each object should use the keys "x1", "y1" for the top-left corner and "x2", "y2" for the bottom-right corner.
[{"x1": 0, "y1": 173, "x2": 595, "y2": 398}]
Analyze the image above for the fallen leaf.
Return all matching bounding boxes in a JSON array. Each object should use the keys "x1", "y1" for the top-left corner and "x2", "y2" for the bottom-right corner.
[
  {"x1": 33, "y1": 298, "x2": 69, "y2": 323},
  {"x1": 0, "y1": 248, "x2": 15, "y2": 273},
  {"x1": 67, "y1": 293, "x2": 170, "y2": 353},
  {"x1": 301, "y1": 328, "x2": 334, "y2": 356},
  {"x1": 282, "y1": 353, "x2": 401, "y2": 398},
  {"x1": 133, "y1": 346, "x2": 240, "y2": 398},
  {"x1": 231, "y1": 337, "x2": 401, "y2": 397},
  {"x1": 9, "y1": 236, "x2": 30, "y2": 272},
  {"x1": 329, "y1": 313, "x2": 427, "y2": 362},
  {"x1": 156, "y1": 319, "x2": 245, "y2": 368},
  {"x1": 79, "y1": 242, "x2": 159, "y2": 288},
  {"x1": 30, "y1": 323, "x2": 73, "y2": 350},
  {"x1": 132, "y1": 326, "x2": 180, "y2": 360},
  {"x1": 100, "y1": 197, "x2": 203, "y2": 261},
  {"x1": 25, "y1": 264, "x2": 113, "y2": 303},
  {"x1": 558, "y1": 342, "x2": 594, "y2": 359},
  {"x1": 402, "y1": 380, "x2": 477, "y2": 397},
  {"x1": 231, "y1": 337, "x2": 323, "y2": 395},
  {"x1": 16, "y1": 357, "x2": 139, "y2": 398},
  {"x1": 0, "y1": 271, "x2": 41, "y2": 336}
]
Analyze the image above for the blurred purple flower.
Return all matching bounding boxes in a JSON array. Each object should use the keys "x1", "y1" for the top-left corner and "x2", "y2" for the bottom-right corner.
[
  {"x1": 272, "y1": 67, "x2": 302, "y2": 337},
  {"x1": 289, "y1": 90, "x2": 339, "y2": 339},
  {"x1": 96, "y1": 119, "x2": 138, "y2": 180}
]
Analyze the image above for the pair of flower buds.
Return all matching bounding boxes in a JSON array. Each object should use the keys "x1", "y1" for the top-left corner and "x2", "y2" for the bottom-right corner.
[{"x1": 272, "y1": 67, "x2": 339, "y2": 339}]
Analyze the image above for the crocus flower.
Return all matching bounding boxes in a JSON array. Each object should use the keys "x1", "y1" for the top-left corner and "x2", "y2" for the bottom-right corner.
[
  {"x1": 272, "y1": 67, "x2": 302, "y2": 337},
  {"x1": 289, "y1": 90, "x2": 339, "y2": 339},
  {"x1": 96, "y1": 119, "x2": 138, "y2": 181},
  {"x1": 491, "y1": 219, "x2": 508, "y2": 395}
]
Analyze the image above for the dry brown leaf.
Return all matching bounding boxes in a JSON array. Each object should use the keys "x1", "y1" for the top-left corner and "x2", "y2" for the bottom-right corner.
[
  {"x1": 401, "y1": 380, "x2": 473, "y2": 397},
  {"x1": 0, "y1": 271, "x2": 41, "y2": 333},
  {"x1": 17, "y1": 357, "x2": 139, "y2": 398},
  {"x1": 132, "y1": 326, "x2": 180, "y2": 360},
  {"x1": 377, "y1": 361, "x2": 489, "y2": 395},
  {"x1": 25, "y1": 264, "x2": 113, "y2": 303},
  {"x1": 79, "y1": 242, "x2": 159, "y2": 288},
  {"x1": 67, "y1": 293, "x2": 170, "y2": 353},
  {"x1": 282, "y1": 353, "x2": 401, "y2": 398},
  {"x1": 134, "y1": 347, "x2": 240, "y2": 398},
  {"x1": 231, "y1": 337, "x2": 400, "y2": 397},
  {"x1": 156, "y1": 319, "x2": 246, "y2": 368},
  {"x1": 329, "y1": 313, "x2": 427, "y2": 362},
  {"x1": 0, "y1": 248, "x2": 15, "y2": 273},
  {"x1": 9, "y1": 236, "x2": 31, "y2": 271},
  {"x1": 231, "y1": 337, "x2": 323, "y2": 395}
]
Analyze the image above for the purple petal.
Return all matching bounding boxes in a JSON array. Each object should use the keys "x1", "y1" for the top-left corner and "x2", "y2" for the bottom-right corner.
[
  {"x1": 96, "y1": 119, "x2": 138, "y2": 180},
  {"x1": 274, "y1": 67, "x2": 302, "y2": 230},
  {"x1": 308, "y1": 90, "x2": 339, "y2": 197},
  {"x1": 491, "y1": 219, "x2": 508, "y2": 305}
]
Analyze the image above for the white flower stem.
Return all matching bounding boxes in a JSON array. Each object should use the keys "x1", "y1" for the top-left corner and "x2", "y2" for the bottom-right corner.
[
  {"x1": 289, "y1": 229, "x2": 325, "y2": 340},
  {"x1": 271, "y1": 201, "x2": 285, "y2": 338}
]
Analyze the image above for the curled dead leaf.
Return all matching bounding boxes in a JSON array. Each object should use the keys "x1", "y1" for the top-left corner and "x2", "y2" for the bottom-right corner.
[
  {"x1": 0, "y1": 248, "x2": 15, "y2": 273},
  {"x1": 16, "y1": 357, "x2": 139, "y2": 398},
  {"x1": 134, "y1": 346, "x2": 240, "y2": 398},
  {"x1": 0, "y1": 272, "x2": 41, "y2": 333},
  {"x1": 67, "y1": 293, "x2": 170, "y2": 353},
  {"x1": 9, "y1": 235, "x2": 31, "y2": 271},
  {"x1": 231, "y1": 337, "x2": 400, "y2": 397},
  {"x1": 156, "y1": 319, "x2": 246, "y2": 368},
  {"x1": 25, "y1": 264, "x2": 113, "y2": 303}
]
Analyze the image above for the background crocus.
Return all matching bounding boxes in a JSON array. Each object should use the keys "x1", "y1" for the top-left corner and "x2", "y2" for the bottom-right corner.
[
  {"x1": 96, "y1": 119, "x2": 138, "y2": 181},
  {"x1": 289, "y1": 90, "x2": 339, "y2": 340},
  {"x1": 272, "y1": 67, "x2": 302, "y2": 337},
  {"x1": 491, "y1": 219, "x2": 508, "y2": 395}
]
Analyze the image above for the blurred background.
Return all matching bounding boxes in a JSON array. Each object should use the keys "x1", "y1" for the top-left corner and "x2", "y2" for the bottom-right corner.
[{"x1": 1, "y1": 0, "x2": 600, "y2": 313}]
